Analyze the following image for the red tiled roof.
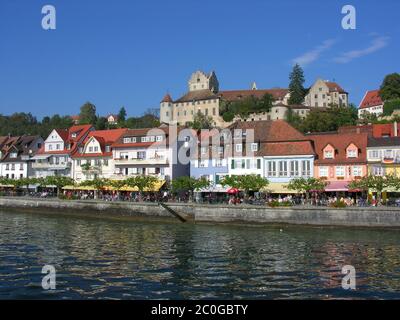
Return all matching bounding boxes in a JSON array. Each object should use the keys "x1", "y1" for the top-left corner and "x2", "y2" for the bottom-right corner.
[
  {"x1": 72, "y1": 129, "x2": 127, "y2": 158},
  {"x1": 359, "y1": 90, "x2": 384, "y2": 109},
  {"x1": 219, "y1": 88, "x2": 288, "y2": 101},
  {"x1": 308, "y1": 132, "x2": 368, "y2": 164},
  {"x1": 37, "y1": 124, "x2": 93, "y2": 155},
  {"x1": 161, "y1": 94, "x2": 173, "y2": 103},
  {"x1": 325, "y1": 82, "x2": 346, "y2": 93},
  {"x1": 259, "y1": 141, "x2": 315, "y2": 156},
  {"x1": 229, "y1": 120, "x2": 306, "y2": 142}
]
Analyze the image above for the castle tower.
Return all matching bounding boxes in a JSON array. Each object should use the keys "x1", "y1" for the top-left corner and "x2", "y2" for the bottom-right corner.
[
  {"x1": 188, "y1": 70, "x2": 219, "y2": 93},
  {"x1": 159, "y1": 94, "x2": 173, "y2": 124}
]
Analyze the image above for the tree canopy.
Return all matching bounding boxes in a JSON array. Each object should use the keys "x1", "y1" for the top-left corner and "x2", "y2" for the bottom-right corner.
[
  {"x1": 380, "y1": 73, "x2": 400, "y2": 101},
  {"x1": 79, "y1": 102, "x2": 97, "y2": 125},
  {"x1": 288, "y1": 64, "x2": 306, "y2": 105}
]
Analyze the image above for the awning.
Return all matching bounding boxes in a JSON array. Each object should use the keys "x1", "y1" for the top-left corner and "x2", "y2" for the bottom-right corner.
[
  {"x1": 0, "y1": 184, "x2": 14, "y2": 188},
  {"x1": 31, "y1": 154, "x2": 51, "y2": 160},
  {"x1": 325, "y1": 181, "x2": 349, "y2": 192},
  {"x1": 262, "y1": 183, "x2": 298, "y2": 194},
  {"x1": 63, "y1": 180, "x2": 166, "y2": 192},
  {"x1": 195, "y1": 186, "x2": 229, "y2": 193}
]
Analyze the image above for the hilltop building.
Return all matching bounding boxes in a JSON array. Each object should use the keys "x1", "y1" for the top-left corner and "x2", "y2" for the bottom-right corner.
[{"x1": 160, "y1": 71, "x2": 348, "y2": 128}]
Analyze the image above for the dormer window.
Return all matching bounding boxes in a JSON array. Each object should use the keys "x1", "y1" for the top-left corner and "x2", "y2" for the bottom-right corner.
[
  {"x1": 71, "y1": 133, "x2": 77, "y2": 138},
  {"x1": 105, "y1": 146, "x2": 111, "y2": 152},
  {"x1": 123, "y1": 137, "x2": 132, "y2": 144},
  {"x1": 347, "y1": 149, "x2": 357, "y2": 158},
  {"x1": 324, "y1": 150, "x2": 334, "y2": 159}
]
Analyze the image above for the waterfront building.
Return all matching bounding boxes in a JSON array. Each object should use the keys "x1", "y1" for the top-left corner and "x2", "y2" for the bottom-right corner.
[
  {"x1": 304, "y1": 78, "x2": 349, "y2": 108},
  {"x1": 308, "y1": 132, "x2": 368, "y2": 192},
  {"x1": 111, "y1": 126, "x2": 190, "y2": 182},
  {"x1": 0, "y1": 136, "x2": 43, "y2": 179},
  {"x1": 366, "y1": 136, "x2": 400, "y2": 177},
  {"x1": 71, "y1": 128, "x2": 127, "y2": 182},
  {"x1": 32, "y1": 125, "x2": 94, "y2": 178},
  {"x1": 358, "y1": 90, "x2": 384, "y2": 118}
]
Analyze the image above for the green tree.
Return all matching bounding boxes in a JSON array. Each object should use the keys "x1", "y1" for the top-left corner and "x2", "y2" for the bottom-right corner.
[
  {"x1": 79, "y1": 102, "x2": 97, "y2": 125},
  {"x1": 118, "y1": 107, "x2": 127, "y2": 123},
  {"x1": 221, "y1": 174, "x2": 269, "y2": 198},
  {"x1": 288, "y1": 64, "x2": 306, "y2": 105},
  {"x1": 383, "y1": 99, "x2": 400, "y2": 116},
  {"x1": 380, "y1": 73, "x2": 400, "y2": 101},
  {"x1": 79, "y1": 178, "x2": 110, "y2": 199},
  {"x1": 348, "y1": 175, "x2": 400, "y2": 204},
  {"x1": 44, "y1": 176, "x2": 75, "y2": 196},
  {"x1": 95, "y1": 116, "x2": 108, "y2": 130},
  {"x1": 187, "y1": 111, "x2": 215, "y2": 130},
  {"x1": 298, "y1": 105, "x2": 358, "y2": 133},
  {"x1": 171, "y1": 176, "x2": 210, "y2": 201},
  {"x1": 286, "y1": 177, "x2": 328, "y2": 202}
]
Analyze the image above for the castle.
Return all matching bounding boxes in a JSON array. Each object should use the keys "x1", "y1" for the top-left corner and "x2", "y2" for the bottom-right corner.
[{"x1": 160, "y1": 70, "x2": 349, "y2": 128}]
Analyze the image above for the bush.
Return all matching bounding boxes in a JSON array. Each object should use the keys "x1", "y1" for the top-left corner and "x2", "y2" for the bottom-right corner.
[
  {"x1": 268, "y1": 200, "x2": 293, "y2": 208},
  {"x1": 330, "y1": 200, "x2": 347, "y2": 208}
]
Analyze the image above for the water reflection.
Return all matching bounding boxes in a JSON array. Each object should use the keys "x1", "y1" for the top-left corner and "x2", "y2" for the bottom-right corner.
[{"x1": 0, "y1": 210, "x2": 400, "y2": 299}]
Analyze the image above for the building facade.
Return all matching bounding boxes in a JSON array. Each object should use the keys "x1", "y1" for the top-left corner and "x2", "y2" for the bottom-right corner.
[
  {"x1": 304, "y1": 79, "x2": 349, "y2": 108},
  {"x1": 71, "y1": 129, "x2": 127, "y2": 182},
  {"x1": 0, "y1": 136, "x2": 43, "y2": 179},
  {"x1": 358, "y1": 90, "x2": 384, "y2": 118},
  {"x1": 111, "y1": 126, "x2": 190, "y2": 182},
  {"x1": 32, "y1": 125, "x2": 93, "y2": 178},
  {"x1": 309, "y1": 132, "x2": 368, "y2": 192},
  {"x1": 367, "y1": 137, "x2": 400, "y2": 177}
]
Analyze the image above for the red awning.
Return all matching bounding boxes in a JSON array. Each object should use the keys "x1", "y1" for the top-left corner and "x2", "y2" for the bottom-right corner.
[
  {"x1": 325, "y1": 181, "x2": 349, "y2": 192},
  {"x1": 227, "y1": 188, "x2": 239, "y2": 194}
]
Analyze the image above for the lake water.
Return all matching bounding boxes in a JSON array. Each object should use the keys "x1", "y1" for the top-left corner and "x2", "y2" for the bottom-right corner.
[{"x1": 1, "y1": 209, "x2": 400, "y2": 299}]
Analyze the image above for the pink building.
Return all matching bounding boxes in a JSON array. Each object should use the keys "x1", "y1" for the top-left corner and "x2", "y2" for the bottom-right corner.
[{"x1": 308, "y1": 132, "x2": 368, "y2": 192}]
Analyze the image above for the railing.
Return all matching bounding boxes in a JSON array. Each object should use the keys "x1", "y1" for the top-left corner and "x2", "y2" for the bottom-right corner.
[
  {"x1": 114, "y1": 157, "x2": 169, "y2": 165},
  {"x1": 32, "y1": 162, "x2": 71, "y2": 169}
]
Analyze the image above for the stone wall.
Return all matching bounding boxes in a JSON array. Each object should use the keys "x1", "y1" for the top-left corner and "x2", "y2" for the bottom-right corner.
[{"x1": 2, "y1": 197, "x2": 400, "y2": 227}]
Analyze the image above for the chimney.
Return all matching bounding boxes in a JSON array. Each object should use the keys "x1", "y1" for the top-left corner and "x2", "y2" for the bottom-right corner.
[{"x1": 394, "y1": 122, "x2": 398, "y2": 137}]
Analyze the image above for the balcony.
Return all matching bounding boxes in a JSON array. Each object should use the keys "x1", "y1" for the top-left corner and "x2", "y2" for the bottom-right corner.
[
  {"x1": 110, "y1": 173, "x2": 168, "y2": 181},
  {"x1": 114, "y1": 157, "x2": 169, "y2": 166},
  {"x1": 32, "y1": 162, "x2": 71, "y2": 170}
]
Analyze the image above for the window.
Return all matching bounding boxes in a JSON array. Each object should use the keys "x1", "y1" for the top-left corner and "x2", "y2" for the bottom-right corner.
[
  {"x1": 324, "y1": 150, "x2": 334, "y2": 159},
  {"x1": 5, "y1": 164, "x2": 9, "y2": 170},
  {"x1": 251, "y1": 143, "x2": 258, "y2": 152},
  {"x1": 77, "y1": 160, "x2": 81, "y2": 166},
  {"x1": 49, "y1": 144, "x2": 53, "y2": 151},
  {"x1": 347, "y1": 149, "x2": 357, "y2": 158},
  {"x1": 235, "y1": 144, "x2": 242, "y2": 152},
  {"x1": 279, "y1": 161, "x2": 287, "y2": 177},
  {"x1": 199, "y1": 160, "x2": 207, "y2": 168},
  {"x1": 94, "y1": 146, "x2": 99, "y2": 152},
  {"x1": 10, "y1": 153, "x2": 17, "y2": 158},
  {"x1": 156, "y1": 136, "x2": 163, "y2": 142},
  {"x1": 19, "y1": 164, "x2": 23, "y2": 171},
  {"x1": 166, "y1": 111, "x2": 169, "y2": 117},
  {"x1": 336, "y1": 166, "x2": 345, "y2": 177},
  {"x1": 56, "y1": 144, "x2": 60, "y2": 150},
  {"x1": 105, "y1": 146, "x2": 111, "y2": 152},
  {"x1": 267, "y1": 161, "x2": 276, "y2": 177},
  {"x1": 123, "y1": 137, "x2": 131, "y2": 144},
  {"x1": 301, "y1": 160, "x2": 311, "y2": 177},
  {"x1": 384, "y1": 150, "x2": 394, "y2": 159},
  {"x1": 372, "y1": 166, "x2": 384, "y2": 176},
  {"x1": 353, "y1": 166, "x2": 362, "y2": 177},
  {"x1": 215, "y1": 159, "x2": 224, "y2": 167},
  {"x1": 290, "y1": 161, "x2": 299, "y2": 176},
  {"x1": 257, "y1": 159, "x2": 261, "y2": 170},
  {"x1": 200, "y1": 147, "x2": 207, "y2": 154},
  {"x1": 137, "y1": 152, "x2": 146, "y2": 159},
  {"x1": 213, "y1": 108, "x2": 216, "y2": 116},
  {"x1": 319, "y1": 166, "x2": 328, "y2": 177},
  {"x1": 89, "y1": 147, "x2": 93, "y2": 152}
]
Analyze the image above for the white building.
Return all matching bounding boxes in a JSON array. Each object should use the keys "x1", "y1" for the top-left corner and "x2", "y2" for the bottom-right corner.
[
  {"x1": 358, "y1": 90, "x2": 384, "y2": 118},
  {"x1": 111, "y1": 126, "x2": 190, "y2": 182},
  {"x1": 71, "y1": 129, "x2": 127, "y2": 182},
  {"x1": 0, "y1": 136, "x2": 43, "y2": 179},
  {"x1": 304, "y1": 78, "x2": 349, "y2": 108},
  {"x1": 32, "y1": 125, "x2": 93, "y2": 178}
]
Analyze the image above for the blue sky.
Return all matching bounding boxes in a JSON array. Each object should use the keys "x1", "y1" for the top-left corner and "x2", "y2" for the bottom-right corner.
[{"x1": 0, "y1": 0, "x2": 399, "y2": 119}]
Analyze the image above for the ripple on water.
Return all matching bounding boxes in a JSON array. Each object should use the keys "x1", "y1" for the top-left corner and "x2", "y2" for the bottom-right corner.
[{"x1": 1, "y1": 210, "x2": 400, "y2": 299}]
